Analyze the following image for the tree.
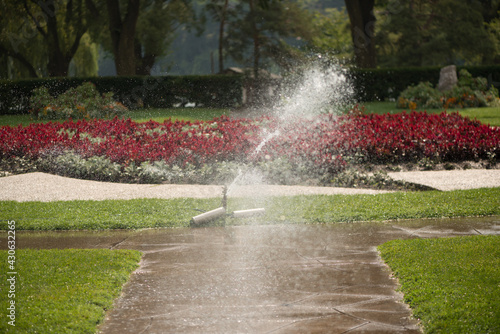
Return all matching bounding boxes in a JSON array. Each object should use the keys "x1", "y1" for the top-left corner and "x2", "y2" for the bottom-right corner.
[
  {"x1": 0, "y1": 0, "x2": 43, "y2": 78},
  {"x1": 226, "y1": 0, "x2": 315, "y2": 76},
  {"x1": 477, "y1": 0, "x2": 500, "y2": 23},
  {"x1": 376, "y1": 0, "x2": 498, "y2": 66},
  {"x1": 307, "y1": 7, "x2": 353, "y2": 62},
  {"x1": 134, "y1": 0, "x2": 195, "y2": 75},
  {"x1": 0, "y1": 0, "x2": 104, "y2": 77},
  {"x1": 345, "y1": 0, "x2": 376, "y2": 68},
  {"x1": 106, "y1": 0, "x2": 141, "y2": 75},
  {"x1": 206, "y1": 0, "x2": 232, "y2": 72},
  {"x1": 100, "y1": 0, "x2": 197, "y2": 76},
  {"x1": 70, "y1": 32, "x2": 99, "y2": 77}
]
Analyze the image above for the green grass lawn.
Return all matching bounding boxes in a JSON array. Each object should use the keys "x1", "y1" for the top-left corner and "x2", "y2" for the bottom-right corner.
[
  {"x1": 359, "y1": 101, "x2": 500, "y2": 126},
  {"x1": 0, "y1": 249, "x2": 141, "y2": 333},
  {"x1": 0, "y1": 108, "x2": 230, "y2": 127},
  {"x1": 379, "y1": 235, "x2": 500, "y2": 333},
  {"x1": 123, "y1": 107, "x2": 230, "y2": 122},
  {"x1": 1, "y1": 103, "x2": 498, "y2": 127},
  {"x1": 1, "y1": 187, "x2": 499, "y2": 230}
]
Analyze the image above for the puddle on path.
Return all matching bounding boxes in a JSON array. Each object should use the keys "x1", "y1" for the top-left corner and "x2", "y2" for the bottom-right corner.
[{"x1": 1, "y1": 216, "x2": 498, "y2": 333}]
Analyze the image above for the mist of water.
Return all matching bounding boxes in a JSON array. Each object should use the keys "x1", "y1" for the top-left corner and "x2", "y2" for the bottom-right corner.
[
  {"x1": 275, "y1": 60, "x2": 354, "y2": 121},
  {"x1": 225, "y1": 59, "x2": 355, "y2": 195}
]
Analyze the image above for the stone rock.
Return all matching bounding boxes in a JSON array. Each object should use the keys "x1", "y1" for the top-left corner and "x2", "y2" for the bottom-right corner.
[{"x1": 438, "y1": 65, "x2": 458, "y2": 92}]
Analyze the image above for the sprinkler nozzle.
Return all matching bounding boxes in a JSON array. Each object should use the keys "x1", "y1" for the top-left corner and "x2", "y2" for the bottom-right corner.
[{"x1": 222, "y1": 186, "x2": 227, "y2": 210}]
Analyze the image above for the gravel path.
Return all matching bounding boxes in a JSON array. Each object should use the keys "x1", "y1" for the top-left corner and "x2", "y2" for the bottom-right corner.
[
  {"x1": 0, "y1": 172, "x2": 392, "y2": 202},
  {"x1": 387, "y1": 169, "x2": 500, "y2": 191},
  {"x1": 1, "y1": 170, "x2": 499, "y2": 202}
]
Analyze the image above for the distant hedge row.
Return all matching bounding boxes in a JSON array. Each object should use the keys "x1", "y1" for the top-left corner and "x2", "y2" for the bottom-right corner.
[
  {"x1": 0, "y1": 75, "x2": 243, "y2": 114},
  {"x1": 350, "y1": 65, "x2": 500, "y2": 102},
  {"x1": 1, "y1": 66, "x2": 499, "y2": 114}
]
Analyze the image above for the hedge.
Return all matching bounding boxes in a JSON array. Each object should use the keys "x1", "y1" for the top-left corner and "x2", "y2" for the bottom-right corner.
[
  {"x1": 1, "y1": 66, "x2": 500, "y2": 114},
  {"x1": 0, "y1": 75, "x2": 243, "y2": 114},
  {"x1": 350, "y1": 65, "x2": 500, "y2": 102}
]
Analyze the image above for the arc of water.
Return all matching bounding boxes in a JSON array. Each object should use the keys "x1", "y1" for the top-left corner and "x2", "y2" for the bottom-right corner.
[{"x1": 251, "y1": 129, "x2": 281, "y2": 158}]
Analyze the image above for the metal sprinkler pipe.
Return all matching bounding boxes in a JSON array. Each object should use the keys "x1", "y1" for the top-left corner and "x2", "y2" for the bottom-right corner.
[
  {"x1": 191, "y1": 207, "x2": 226, "y2": 226},
  {"x1": 190, "y1": 186, "x2": 228, "y2": 226},
  {"x1": 190, "y1": 185, "x2": 265, "y2": 225},
  {"x1": 232, "y1": 208, "x2": 265, "y2": 218}
]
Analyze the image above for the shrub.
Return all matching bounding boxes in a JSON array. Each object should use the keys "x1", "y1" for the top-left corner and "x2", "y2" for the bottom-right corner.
[
  {"x1": 397, "y1": 82, "x2": 443, "y2": 109},
  {"x1": 30, "y1": 82, "x2": 127, "y2": 120},
  {"x1": 397, "y1": 70, "x2": 500, "y2": 109},
  {"x1": 1, "y1": 75, "x2": 243, "y2": 114}
]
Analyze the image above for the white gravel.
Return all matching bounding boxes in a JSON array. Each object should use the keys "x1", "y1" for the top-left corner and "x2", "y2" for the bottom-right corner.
[
  {"x1": 1, "y1": 170, "x2": 499, "y2": 202},
  {"x1": 387, "y1": 169, "x2": 500, "y2": 191},
  {"x1": 0, "y1": 172, "x2": 392, "y2": 202}
]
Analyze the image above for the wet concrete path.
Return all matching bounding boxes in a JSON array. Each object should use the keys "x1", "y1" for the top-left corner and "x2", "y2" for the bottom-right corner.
[{"x1": 5, "y1": 217, "x2": 500, "y2": 333}]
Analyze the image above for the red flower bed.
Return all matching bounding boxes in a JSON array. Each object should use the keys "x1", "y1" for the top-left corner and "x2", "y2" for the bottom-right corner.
[
  {"x1": 0, "y1": 116, "x2": 261, "y2": 166},
  {"x1": 1, "y1": 112, "x2": 498, "y2": 174},
  {"x1": 255, "y1": 111, "x2": 499, "y2": 166}
]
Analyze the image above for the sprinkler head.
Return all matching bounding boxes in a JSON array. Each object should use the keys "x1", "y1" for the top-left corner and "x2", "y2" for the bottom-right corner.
[{"x1": 222, "y1": 186, "x2": 227, "y2": 210}]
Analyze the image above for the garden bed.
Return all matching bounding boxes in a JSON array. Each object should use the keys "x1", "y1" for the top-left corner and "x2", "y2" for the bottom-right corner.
[{"x1": 0, "y1": 112, "x2": 498, "y2": 190}]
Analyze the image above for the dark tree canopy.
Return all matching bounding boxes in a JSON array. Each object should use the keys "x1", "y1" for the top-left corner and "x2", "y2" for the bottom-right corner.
[
  {"x1": 1, "y1": 0, "x2": 499, "y2": 78},
  {"x1": 345, "y1": 0, "x2": 376, "y2": 68},
  {"x1": 0, "y1": 0, "x2": 104, "y2": 77},
  {"x1": 376, "y1": 0, "x2": 499, "y2": 66}
]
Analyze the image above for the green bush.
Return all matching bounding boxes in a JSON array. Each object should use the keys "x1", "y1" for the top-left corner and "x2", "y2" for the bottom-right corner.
[
  {"x1": 2, "y1": 67, "x2": 499, "y2": 113},
  {"x1": 397, "y1": 70, "x2": 500, "y2": 109},
  {"x1": 397, "y1": 82, "x2": 443, "y2": 109},
  {"x1": 0, "y1": 75, "x2": 243, "y2": 114},
  {"x1": 31, "y1": 151, "x2": 330, "y2": 186},
  {"x1": 30, "y1": 82, "x2": 127, "y2": 120}
]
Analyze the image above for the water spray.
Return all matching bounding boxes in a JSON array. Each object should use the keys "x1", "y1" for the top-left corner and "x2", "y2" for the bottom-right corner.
[{"x1": 191, "y1": 59, "x2": 350, "y2": 227}]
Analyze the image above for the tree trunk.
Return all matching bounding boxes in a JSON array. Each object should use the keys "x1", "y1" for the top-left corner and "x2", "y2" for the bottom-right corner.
[
  {"x1": 46, "y1": 10, "x2": 85, "y2": 77},
  {"x1": 23, "y1": 0, "x2": 87, "y2": 77},
  {"x1": 106, "y1": 0, "x2": 140, "y2": 76},
  {"x1": 134, "y1": 41, "x2": 156, "y2": 75},
  {"x1": 345, "y1": 0, "x2": 376, "y2": 68},
  {"x1": 248, "y1": 0, "x2": 260, "y2": 79},
  {"x1": 218, "y1": 0, "x2": 228, "y2": 72},
  {"x1": 47, "y1": 54, "x2": 71, "y2": 77}
]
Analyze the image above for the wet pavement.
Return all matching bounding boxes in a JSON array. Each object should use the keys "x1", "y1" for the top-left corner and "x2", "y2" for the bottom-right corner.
[{"x1": 4, "y1": 216, "x2": 500, "y2": 333}]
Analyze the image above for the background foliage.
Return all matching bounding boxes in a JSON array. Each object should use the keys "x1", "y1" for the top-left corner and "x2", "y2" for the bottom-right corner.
[
  {"x1": 397, "y1": 70, "x2": 500, "y2": 109},
  {"x1": 1, "y1": 0, "x2": 499, "y2": 79},
  {"x1": 0, "y1": 75, "x2": 243, "y2": 114}
]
